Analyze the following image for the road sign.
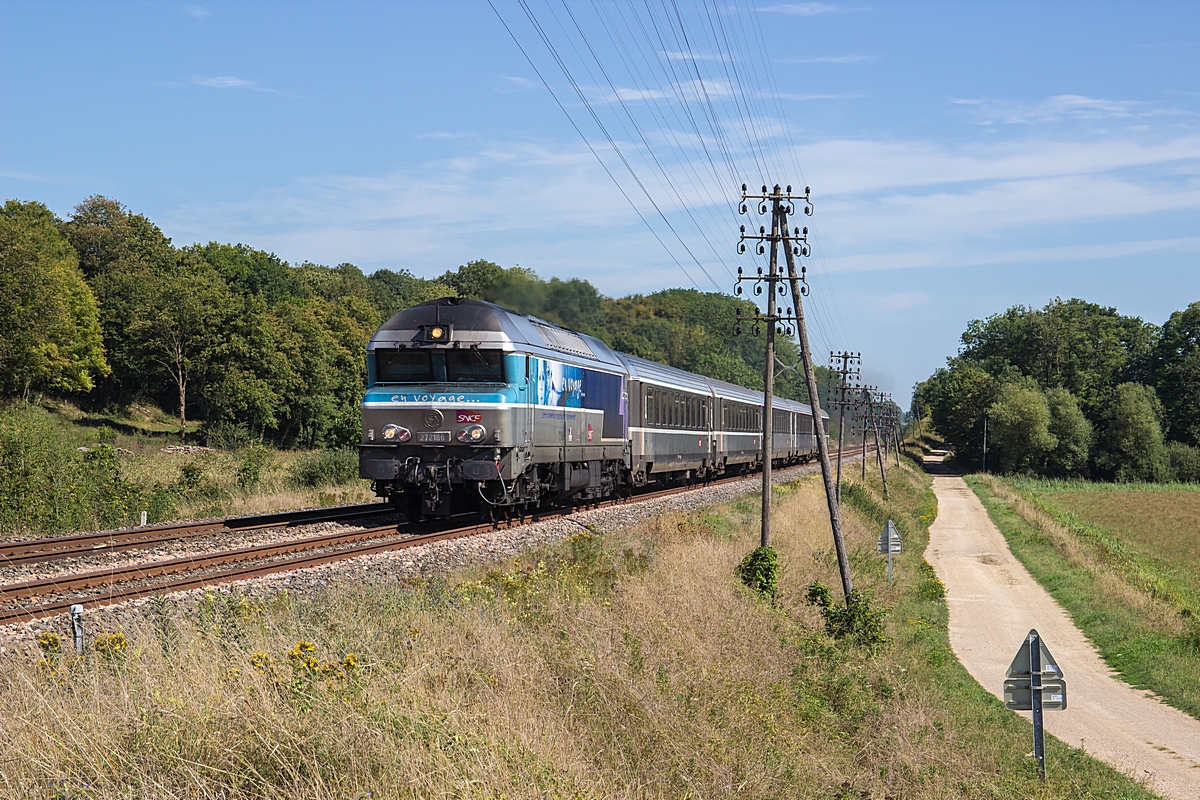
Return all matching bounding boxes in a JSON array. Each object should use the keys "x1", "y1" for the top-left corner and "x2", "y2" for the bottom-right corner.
[
  {"x1": 1004, "y1": 629, "x2": 1066, "y2": 779},
  {"x1": 876, "y1": 520, "x2": 902, "y2": 553},
  {"x1": 877, "y1": 520, "x2": 901, "y2": 583},
  {"x1": 1004, "y1": 677, "x2": 1067, "y2": 710}
]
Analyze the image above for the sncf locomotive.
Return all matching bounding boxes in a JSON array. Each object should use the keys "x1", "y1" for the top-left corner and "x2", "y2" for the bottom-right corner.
[{"x1": 358, "y1": 297, "x2": 828, "y2": 520}]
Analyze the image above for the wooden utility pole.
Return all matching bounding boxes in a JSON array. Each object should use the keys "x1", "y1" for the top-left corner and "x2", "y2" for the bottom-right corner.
[
  {"x1": 739, "y1": 184, "x2": 854, "y2": 601},
  {"x1": 865, "y1": 387, "x2": 890, "y2": 500},
  {"x1": 828, "y1": 351, "x2": 861, "y2": 506},
  {"x1": 734, "y1": 198, "x2": 786, "y2": 550}
]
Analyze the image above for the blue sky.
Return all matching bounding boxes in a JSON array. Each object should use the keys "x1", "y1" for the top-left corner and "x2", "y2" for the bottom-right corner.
[{"x1": 3, "y1": 1, "x2": 1198, "y2": 405}]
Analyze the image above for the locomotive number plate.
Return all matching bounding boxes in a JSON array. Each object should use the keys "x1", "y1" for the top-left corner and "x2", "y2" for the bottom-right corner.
[{"x1": 417, "y1": 431, "x2": 451, "y2": 443}]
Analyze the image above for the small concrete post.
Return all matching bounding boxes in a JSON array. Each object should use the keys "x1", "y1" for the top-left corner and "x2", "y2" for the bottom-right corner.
[
  {"x1": 70, "y1": 604, "x2": 85, "y2": 654},
  {"x1": 140, "y1": 510, "x2": 148, "y2": 527}
]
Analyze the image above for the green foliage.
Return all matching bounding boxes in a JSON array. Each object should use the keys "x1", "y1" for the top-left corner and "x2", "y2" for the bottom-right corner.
[
  {"x1": 805, "y1": 581, "x2": 889, "y2": 648},
  {"x1": 957, "y1": 297, "x2": 1154, "y2": 414},
  {"x1": 0, "y1": 200, "x2": 108, "y2": 396},
  {"x1": 0, "y1": 405, "x2": 164, "y2": 534},
  {"x1": 912, "y1": 359, "x2": 995, "y2": 468},
  {"x1": 986, "y1": 379, "x2": 1056, "y2": 473},
  {"x1": 1165, "y1": 441, "x2": 1200, "y2": 483},
  {"x1": 1044, "y1": 387, "x2": 1092, "y2": 476},
  {"x1": 915, "y1": 295, "x2": 1200, "y2": 483},
  {"x1": 1151, "y1": 301, "x2": 1200, "y2": 447},
  {"x1": 1093, "y1": 382, "x2": 1168, "y2": 482},
  {"x1": 735, "y1": 546, "x2": 779, "y2": 598},
  {"x1": 288, "y1": 447, "x2": 359, "y2": 488}
]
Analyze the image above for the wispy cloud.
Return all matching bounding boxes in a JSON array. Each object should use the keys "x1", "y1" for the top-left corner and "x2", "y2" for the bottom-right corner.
[
  {"x1": 759, "y1": 3, "x2": 852, "y2": 16},
  {"x1": 661, "y1": 51, "x2": 732, "y2": 62},
  {"x1": 192, "y1": 76, "x2": 273, "y2": 92},
  {"x1": 180, "y1": 5, "x2": 210, "y2": 19},
  {"x1": 774, "y1": 92, "x2": 864, "y2": 101},
  {"x1": 496, "y1": 75, "x2": 538, "y2": 93},
  {"x1": 779, "y1": 54, "x2": 875, "y2": 64},
  {"x1": 953, "y1": 94, "x2": 1184, "y2": 125}
]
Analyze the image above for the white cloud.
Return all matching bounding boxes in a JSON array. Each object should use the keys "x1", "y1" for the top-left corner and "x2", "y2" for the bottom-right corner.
[
  {"x1": 779, "y1": 54, "x2": 875, "y2": 64},
  {"x1": 180, "y1": 5, "x2": 210, "y2": 19},
  {"x1": 661, "y1": 51, "x2": 732, "y2": 62},
  {"x1": 496, "y1": 75, "x2": 538, "y2": 93},
  {"x1": 759, "y1": 3, "x2": 845, "y2": 15},
  {"x1": 953, "y1": 94, "x2": 1185, "y2": 125},
  {"x1": 192, "y1": 76, "x2": 272, "y2": 91}
]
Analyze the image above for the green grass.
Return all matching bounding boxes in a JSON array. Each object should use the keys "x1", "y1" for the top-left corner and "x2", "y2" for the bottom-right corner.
[{"x1": 965, "y1": 475, "x2": 1200, "y2": 721}]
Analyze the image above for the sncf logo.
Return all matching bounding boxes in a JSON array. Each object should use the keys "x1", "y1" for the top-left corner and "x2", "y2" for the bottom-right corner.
[{"x1": 457, "y1": 411, "x2": 483, "y2": 424}]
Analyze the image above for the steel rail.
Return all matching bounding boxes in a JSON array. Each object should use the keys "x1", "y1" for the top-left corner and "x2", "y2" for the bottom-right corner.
[{"x1": 0, "y1": 502, "x2": 394, "y2": 566}]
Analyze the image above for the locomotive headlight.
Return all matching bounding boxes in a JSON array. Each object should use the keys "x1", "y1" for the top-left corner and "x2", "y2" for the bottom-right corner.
[
  {"x1": 382, "y1": 424, "x2": 411, "y2": 442},
  {"x1": 456, "y1": 424, "x2": 487, "y2": 443},
  {"x1": 427, "y1": 325, "x2": 445, "y2": 340}
]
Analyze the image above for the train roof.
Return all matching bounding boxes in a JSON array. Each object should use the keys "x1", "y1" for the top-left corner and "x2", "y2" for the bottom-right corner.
[
  {"x1": 370, "y1": 297, "x2": 626, "y2": 372},
  {"x1": 616, "y1": 353, "x2": 714, "y2": 395}
]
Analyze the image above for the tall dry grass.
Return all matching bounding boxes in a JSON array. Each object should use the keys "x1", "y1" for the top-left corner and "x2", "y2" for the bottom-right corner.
[{"x1": 0, "y1": 467, "x2": 1155, "y2": 798}]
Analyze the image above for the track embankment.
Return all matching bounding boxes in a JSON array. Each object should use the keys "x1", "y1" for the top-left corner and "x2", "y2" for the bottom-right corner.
[{"x1": 924, "y1": 457, "x2": 1200, "y2": 799}]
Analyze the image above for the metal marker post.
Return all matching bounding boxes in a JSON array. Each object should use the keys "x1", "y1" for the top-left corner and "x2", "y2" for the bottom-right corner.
[
  {"x1": 70, "y1": 604, "x2": 84, "y2": 655},
  {"x1": 1030, "y1": 629, "x2": 1046, "y2": 778}
]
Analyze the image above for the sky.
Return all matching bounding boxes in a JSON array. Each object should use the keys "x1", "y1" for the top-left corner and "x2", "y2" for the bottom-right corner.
[{"x1": 2, "y1": 1, "x2": 1198, "y2": 406}]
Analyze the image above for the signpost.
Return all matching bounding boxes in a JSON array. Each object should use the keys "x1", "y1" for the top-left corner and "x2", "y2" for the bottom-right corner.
[
  {"x1": 1004, "y1": 629, "x2": 1066, "y2": 778},
  {"x1": 876, "y1": 520, "x2": 901, "y2": 584}
]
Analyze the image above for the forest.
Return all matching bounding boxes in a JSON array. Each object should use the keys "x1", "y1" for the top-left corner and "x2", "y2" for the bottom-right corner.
[
  {"x1": 1, "y1": 195, "x2": 818, "y2": 447},
  {"x1": 913, "y1": 297, "x2": 1200, "y2": 481}
]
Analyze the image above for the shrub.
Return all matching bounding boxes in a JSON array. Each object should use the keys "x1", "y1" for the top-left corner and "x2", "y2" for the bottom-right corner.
[
  {"x1": 1166, "y1": 441, "x2": 1200, "y2": 483},
  {"x1": 288, "y1": 447, "x2": 359, "y2": 488},
  {"x1": 736, "y1": 546, "x2": 779, "y2": 598},
  {"x1": 805, "y1": 581, "x2": 889, "y2": 648}
]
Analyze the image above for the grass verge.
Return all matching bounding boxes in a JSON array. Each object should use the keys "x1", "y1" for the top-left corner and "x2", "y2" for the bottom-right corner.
[
  {"x1": 965, "y1": 474, "x2": 1200, "y2": 721},
  {"x1": 1, "y1": 463, "x2": 1157, "y2": 798}
]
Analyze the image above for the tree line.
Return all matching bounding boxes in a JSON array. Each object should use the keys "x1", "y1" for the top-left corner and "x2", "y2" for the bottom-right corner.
[
  {"x1": 1, "y1": 195, "x2": 818, "y2": 447},
  {"x1": 913, "y1": 297, "x2": 1200, "y2": 482}
]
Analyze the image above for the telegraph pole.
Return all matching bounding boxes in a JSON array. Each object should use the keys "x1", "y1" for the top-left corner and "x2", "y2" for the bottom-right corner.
[
  {"x1": 740, "y1": 184, "x2": 854, "y2": 601},
  {"x1": 865, "y1": 387, "x2": 890, "y2": 500},
  {"x1": 734, "y1": 197, "x2": 786, "y2": 550},
  {"x1": 828, "y1": 351, "x2": 861, "y2": 506}
]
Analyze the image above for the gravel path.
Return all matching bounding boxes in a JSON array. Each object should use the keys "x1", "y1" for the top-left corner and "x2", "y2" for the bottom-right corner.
[
  {"x1": 926, "y1": 460, "x2": 1200, "y2": 799},
  {"x1": 2, "y1": 458, "x2": 842, "y2": 652}
]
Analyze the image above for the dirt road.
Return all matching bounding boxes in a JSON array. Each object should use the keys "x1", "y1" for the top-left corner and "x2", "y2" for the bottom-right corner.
[{"x1": 925, "y1": 464, "x2": 1200, "y2": 799}]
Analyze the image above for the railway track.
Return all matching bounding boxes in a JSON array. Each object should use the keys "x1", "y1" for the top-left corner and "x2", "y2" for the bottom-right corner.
[
  {"x1": 0, "y1": 448, "x2": 893, "y2": 627},
  {"x1": 0, "y1": 502, "x2": 395, "y2": 566},
  {"x1": 0, "y1": 466, "x2": 805, "y2": 627}
]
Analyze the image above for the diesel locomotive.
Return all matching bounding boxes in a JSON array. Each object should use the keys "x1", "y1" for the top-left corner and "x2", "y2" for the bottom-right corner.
[{"x1": 358, "y1": 297, "x2": 827, "y2": 520}]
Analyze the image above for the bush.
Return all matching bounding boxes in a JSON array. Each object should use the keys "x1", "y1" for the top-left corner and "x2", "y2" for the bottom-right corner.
[
  {"x1": 1044, "y1": 387, "x2": 1091, "y2": 477},
  {"x1": 987, "y1": 381, "x2": 1056, "y2": 474},
  {"x1": 805, "y1": 581, "x2": 889, "y2": 648},
  {"x1": 1166, "y1": 441, "x2": 1200, "y2": 483},
  {"x1": 1093, "y1": 383, "x2": 1169, "y2": 482},
  {"x1": 0, "y1": 405, "x2": 149, "y2": 534},
  {"x1": 736, "y1": 547, "x2": 779, "y2": 598},
  {"x1": 288, "y1": 447, "x2": 359, "y2": 488}
]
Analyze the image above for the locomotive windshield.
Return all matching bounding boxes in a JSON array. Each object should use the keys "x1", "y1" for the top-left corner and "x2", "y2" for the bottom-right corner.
[{"x1": 375, "y1": 348, "x2": 505, "y2": 384}]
